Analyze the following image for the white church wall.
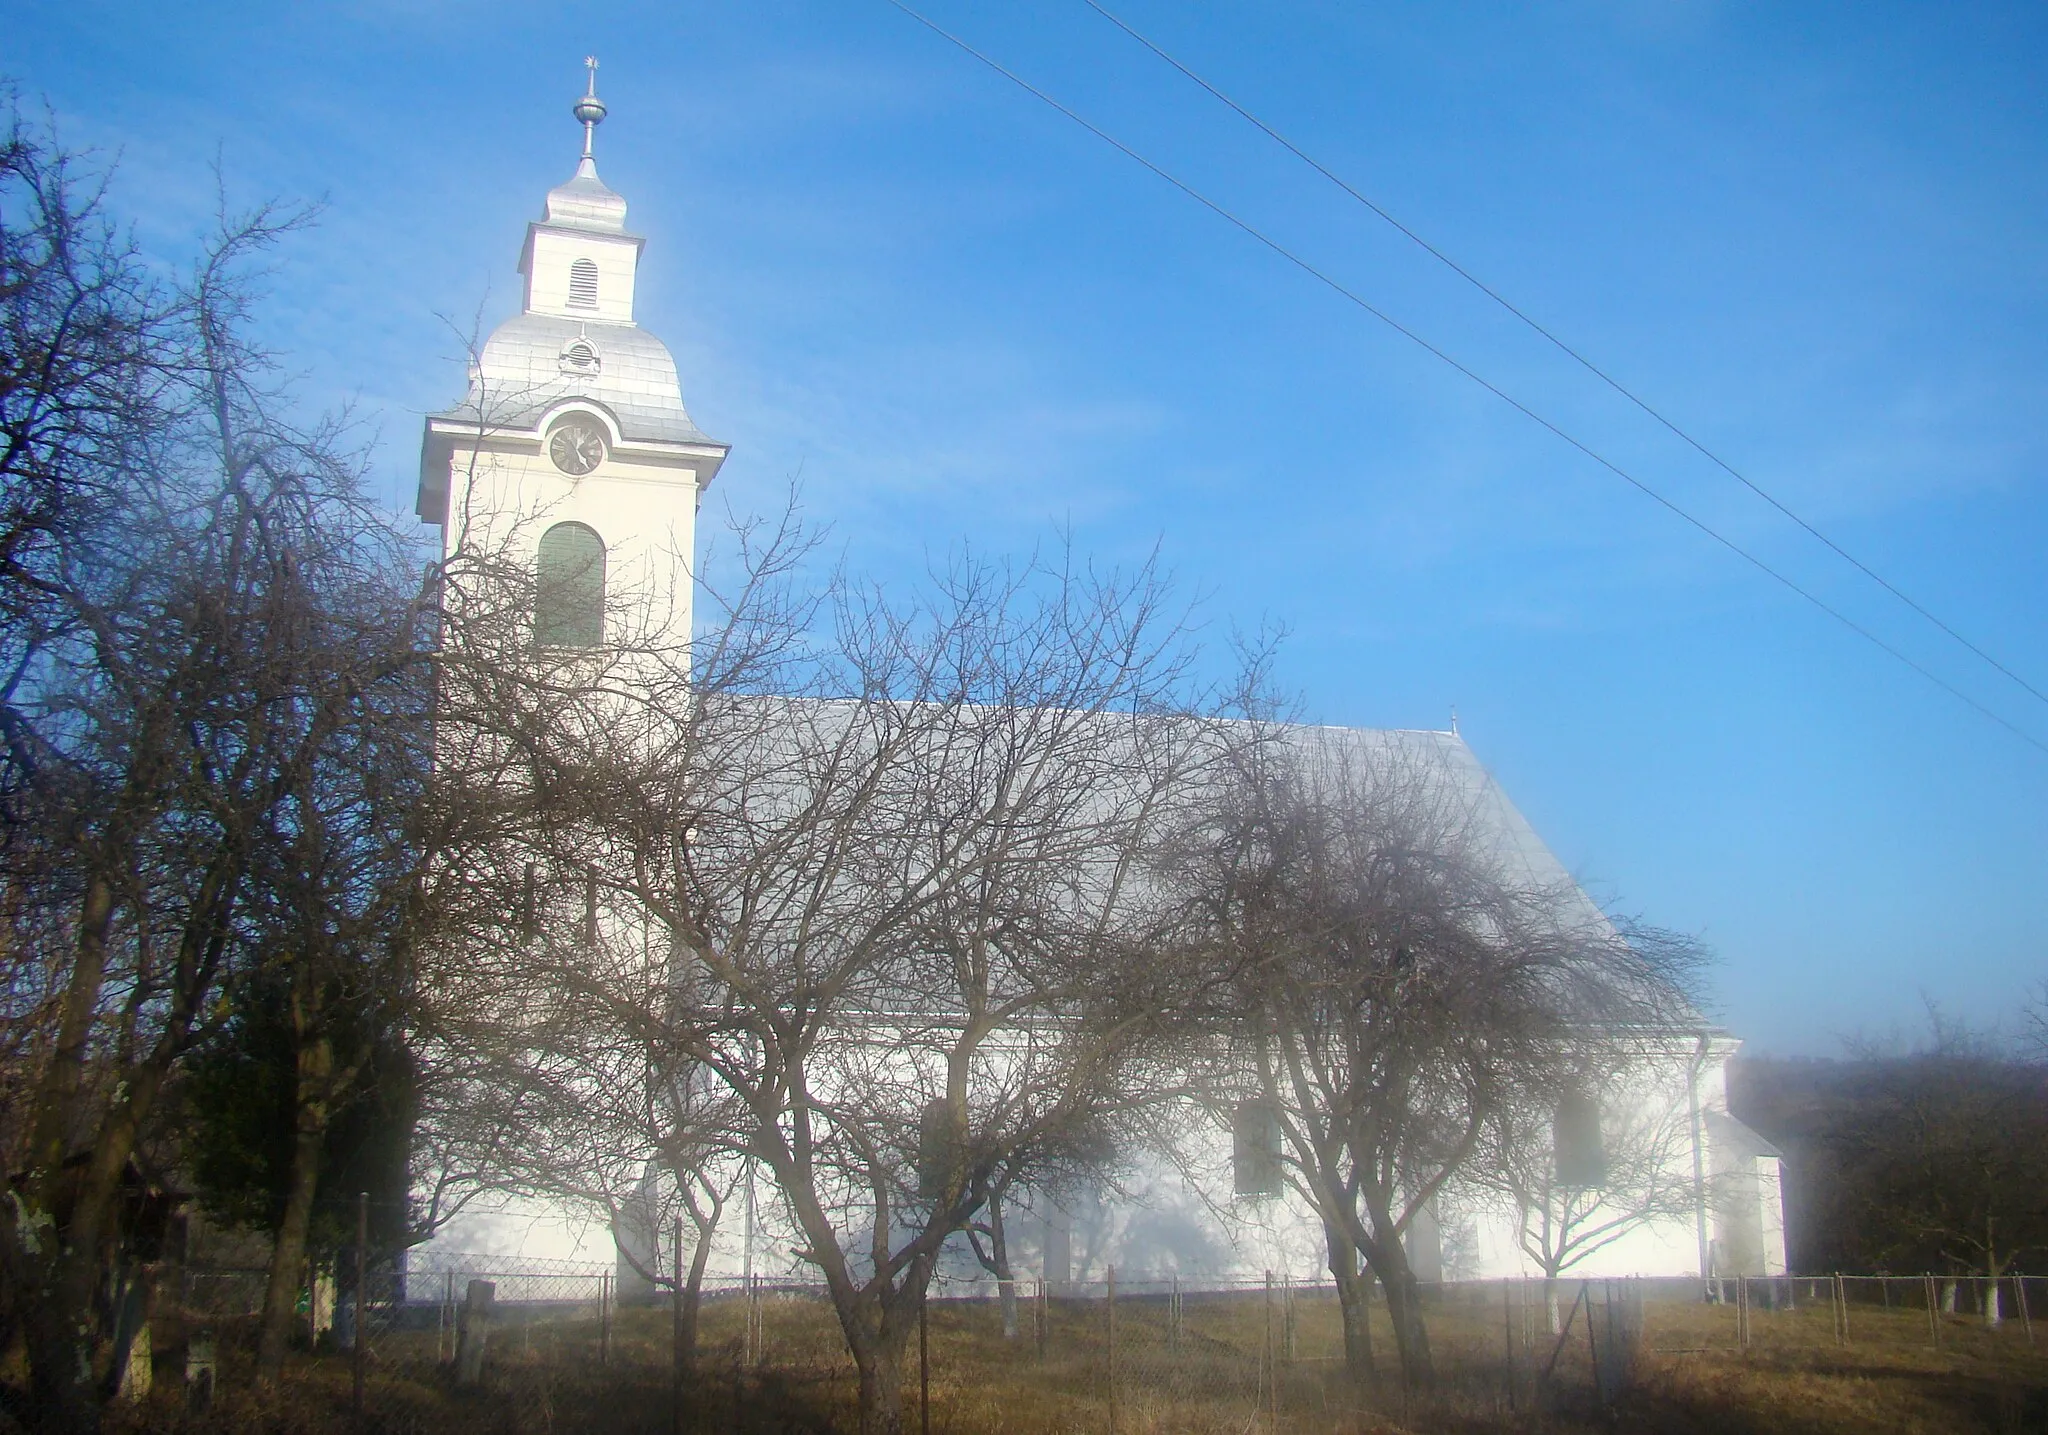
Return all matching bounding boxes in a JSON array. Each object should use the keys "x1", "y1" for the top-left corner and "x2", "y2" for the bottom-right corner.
[{"x1": 410, "y1": 83, "x2": 1789, "y2": 1299}]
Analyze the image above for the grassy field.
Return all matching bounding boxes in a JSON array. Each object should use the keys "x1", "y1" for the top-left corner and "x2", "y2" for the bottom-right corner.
[{"x1": 102, "y1": 1283, "x2": 2048, "y2": 1434}]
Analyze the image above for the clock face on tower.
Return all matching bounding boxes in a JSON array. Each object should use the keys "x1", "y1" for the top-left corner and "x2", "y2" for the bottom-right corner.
[{"x1": 547, "y1": 417, "x2": 608, "y2": 476}]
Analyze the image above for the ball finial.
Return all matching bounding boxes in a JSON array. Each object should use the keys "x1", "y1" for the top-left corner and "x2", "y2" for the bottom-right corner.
[{"x1": 573, "y1": 56, "x2": 607, "y2": 158}]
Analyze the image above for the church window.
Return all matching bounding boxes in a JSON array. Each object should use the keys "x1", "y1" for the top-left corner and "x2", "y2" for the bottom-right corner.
[
  {"x1": 568, "y1": 257, "x2": 600, "y2": 308},
  {"x1": 1232, "y1": 1100, "x2": 1284, "y2": 1197},
  {"x1": 1554, "y1": 1091, "x2": 1607, "y2": 1188},
  {"x1": 535, "y1": 521, "x2": 606, "y2": 648}
]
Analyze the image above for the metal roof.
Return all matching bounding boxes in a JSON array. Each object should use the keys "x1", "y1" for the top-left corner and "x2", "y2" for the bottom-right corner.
[{"x1": 431, "y1": 312, "x2": 712, "y2": 447}]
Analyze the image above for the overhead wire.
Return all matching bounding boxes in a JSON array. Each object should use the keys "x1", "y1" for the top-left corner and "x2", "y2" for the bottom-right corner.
[
  {"x1": 1075, "y1": 0, "x2": 2048, "y2": 715},
  {"x1": 879, "y1": 0, "x2": 2048, "y2": 759}
]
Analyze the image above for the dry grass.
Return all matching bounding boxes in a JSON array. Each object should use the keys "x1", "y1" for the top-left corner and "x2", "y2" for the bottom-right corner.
[{"x1": 100, "y1": 1286, "x2": 2048, "y2": 1434}]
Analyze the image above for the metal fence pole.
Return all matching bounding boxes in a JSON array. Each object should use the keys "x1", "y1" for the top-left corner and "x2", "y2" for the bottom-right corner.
[
  {"x1": 1264, "y1": 1271, "x2": 1277, "y2": 1430},
  {"x1": 920, "y1": 1284, "x2": 931, "y2": 1435},
  {"x1": 1503, "y1": 1277, "x2": 1517, "y2": 1413},
  {"x1": 600, "y1": 1271, "x2": 610, "y2": 1367},
  {"x1": 1107, "y1": 1267, "x2": 1118, "y2": 1435},
  {"x1": 352, "y1": 1192, "x2": 367, "y2": 1434},
  {"x1": 2019, "y1": 1273, "x2": 2035, "y2": 1346},
  {"x1": 1925, "y1": 1273, "x2": 1940, "y2": 1347}
]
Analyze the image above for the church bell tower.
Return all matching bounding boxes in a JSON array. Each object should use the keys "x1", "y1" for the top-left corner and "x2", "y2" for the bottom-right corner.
[{"x1": 416, "y1": 60, "x2": 728, "y2": 656}]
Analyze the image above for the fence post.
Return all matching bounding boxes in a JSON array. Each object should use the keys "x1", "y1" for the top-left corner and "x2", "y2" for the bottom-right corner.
[
  {"x1": 352, "y1": 1192, "x2": 368, "y2": 1434},
  {"x1": 600, "y1": 1271, "x2": 610, "y2": 1367},
  {"x1": 2018, "y1": 1274, "x2": 2035, "y2": 1347},
  {"x1": 1170, "y1": 1273, "x2": 1181, "y2": 1353},
  {"x1": 184, "y1": 1331, "x2": 216, "y2": 1414},
  {"x1": 1283, "y1": 1274, "x2": 1297, "y2": 1362},
  {"x1": 1735, "y1": 1274, "x2": 1747, "y2": 1352},
  {"x1": 1264, "y1": 1271, "x2": 1277, "y2": 1430},
  {"x1": 753, "y1": 1273, "x2": 765, "y2": 1368},
  {"x1": 455, "y1": 1280, "x2": 496, "y2": 1387},
  {"x1": 1925, "y1": 1273, "x2": 1940, "y2": 1348},
  {"x1": 1035, "y1": 1277, "x2": 1047, "y2": 1363},
  {"x1": 1503, "y1": 1277, "x2": 1516, "y2": 1413},
  {"x1": 672, "y1": 1216, "x2": 684, "y2": 1435},
  {"x1": 920, "y1": 1283, "x2": 931, "y2": 1435},
  {"x1": 1107, "y1": 1267, "x2": 1118, "y2": 1435}
]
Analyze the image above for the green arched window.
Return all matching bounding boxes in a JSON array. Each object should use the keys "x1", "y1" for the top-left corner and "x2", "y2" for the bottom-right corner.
[{"x1": 535, "y1": 521, "x2": 605, "y2": 648}]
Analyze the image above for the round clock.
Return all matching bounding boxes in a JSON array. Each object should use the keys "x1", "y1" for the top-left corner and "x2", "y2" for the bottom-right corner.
[{"x1": 547, "y1": 417, "x2": 607, "y2": 476}]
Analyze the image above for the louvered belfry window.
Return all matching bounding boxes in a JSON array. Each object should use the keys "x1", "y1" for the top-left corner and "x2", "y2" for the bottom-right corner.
[
  {"x1": 568, "y1": 257, "x2": 600, "y2": 308},
  {"x1": 535, "y1": 521, "x2": 605, "y2": 648}
]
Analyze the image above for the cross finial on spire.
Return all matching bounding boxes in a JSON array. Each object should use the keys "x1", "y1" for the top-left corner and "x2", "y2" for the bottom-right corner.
[{"x1": 572, "y1": 56, "x2": 608, "y2": 165}]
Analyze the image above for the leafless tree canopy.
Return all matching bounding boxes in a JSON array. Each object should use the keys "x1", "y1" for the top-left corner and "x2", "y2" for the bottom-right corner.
[
  {"x1": 0, "y1": 106, "x2": 435, "y2": 1429},
  {"x1": 1177, "y1": 727, "x2": 1701, "y2": 1387},
  {"x1": 421, "y1": 506, "x2": 1241, "y2": 1433}
]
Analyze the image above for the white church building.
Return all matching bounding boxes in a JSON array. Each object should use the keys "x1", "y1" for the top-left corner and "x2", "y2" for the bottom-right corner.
[{"x1": 414, "y1": 75, "x2": 1788, "y2": 1294}]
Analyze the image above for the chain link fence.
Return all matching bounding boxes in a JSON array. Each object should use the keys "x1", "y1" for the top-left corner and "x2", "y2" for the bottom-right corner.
[{"x1": 143, "y1": 1258, "x2": 2048, "y2": 1432}]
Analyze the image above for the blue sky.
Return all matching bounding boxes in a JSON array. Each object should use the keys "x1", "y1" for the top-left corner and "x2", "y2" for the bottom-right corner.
[{"x1": 10, "y1": 0, "x2": 2044, "y2": 1053}]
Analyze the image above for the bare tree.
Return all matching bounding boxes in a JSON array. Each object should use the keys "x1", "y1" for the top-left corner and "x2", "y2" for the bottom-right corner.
[
  {"x1": 1183, "y1": 729, "x2": 1695, "y2": 1389},
  {"x1": 1476, "y1": 1023, "x2": 1712, "y2": 1331},
  {"x1": 1822, "y1": 1012, "x2": 2048, "y2": 1324},
  {"x1": 423, "y1": 502, "x2": 1231, "y2": 1433},
  {"x1": 0, "y1": 107, "x2": 433, "y2": 1427}
]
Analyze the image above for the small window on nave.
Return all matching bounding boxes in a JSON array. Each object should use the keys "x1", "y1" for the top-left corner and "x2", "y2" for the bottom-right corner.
[
  {"x1": 1553, "y1": 1090, "x2": 1607, "y2": 1189},
  {"x1": 568, "y1": 257, "x2": 600, "y2": 308},
  {"x1": 1232, "y1": 1100, "x2": 1284, "y2": 1197},
  {"x1": 535, "y1": 521, "x2": 606, "y2": 649}
]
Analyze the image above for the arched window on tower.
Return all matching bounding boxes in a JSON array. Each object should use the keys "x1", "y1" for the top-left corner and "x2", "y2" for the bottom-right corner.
[
  {"x1": 568, "y1": 257, "x2": 600, "y2": 308},
  {"x1": 535, "y1": 521, "x2": 605, "y2": 648}
]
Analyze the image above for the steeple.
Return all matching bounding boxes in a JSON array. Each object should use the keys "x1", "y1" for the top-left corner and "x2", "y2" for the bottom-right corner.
[
  {"x1": 543, "y1": 58, "x2": 628, "y2": 235},
  {"x1": 418, "y1": 60, "x2": 727, "y2": 531},
  {"x1": 520, "y1": 57, "x2": 639, "y2": 319}
]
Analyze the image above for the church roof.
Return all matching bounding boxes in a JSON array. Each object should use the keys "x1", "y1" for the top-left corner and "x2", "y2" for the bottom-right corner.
[{"x1": 432, "y1": 312, "x2": 713, "y2": 447}]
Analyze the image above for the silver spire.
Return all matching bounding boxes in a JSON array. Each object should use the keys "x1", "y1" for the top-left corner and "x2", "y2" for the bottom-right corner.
[{"x1": 573, "y1": 56, "x2": 608, "y2": 166}]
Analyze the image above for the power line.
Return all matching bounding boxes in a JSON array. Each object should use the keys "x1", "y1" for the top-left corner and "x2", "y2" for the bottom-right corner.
[
  {"x1": 1077, "y1": 0, "x2": 2048, "y2": 714},
  {"x1": 879, "y1": 0, "x2": 2048, "y2": 760}
]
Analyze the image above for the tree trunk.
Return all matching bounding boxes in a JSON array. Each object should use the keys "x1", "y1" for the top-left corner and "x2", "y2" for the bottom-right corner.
[
  {"x1": 1352, "y1": 1200, "x2": 1435, "y2": 1390},
  {"x1": 7, "y1": 874, "x2": 121, "y2": 1433},
  {"x1": 852, "y1": 1330, "x2": 911, "y2": 1435},
  {"x1": 1323, "y1": 1225, "x2": 1375, "y2": 1384},
  {"x1": 19, "y1": 1052, "x2": 172, "y2": 1434},
  {"x1": 678, "y1": 1213, "x2": 717, "y2": 1373},
  {"x1": 1545, "y1": 1276, "x2": 1563, "y2": 1335},
  {"x1": 989, "y1": 1194, "x2": 1017, "y2": 1340},
  {"x1": 258, "y1": 1024, "x2": 338, "y2": 1382},
  {"x1": 1381, "y1": 1264, "x2": 1435, "y2": 1389}
]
